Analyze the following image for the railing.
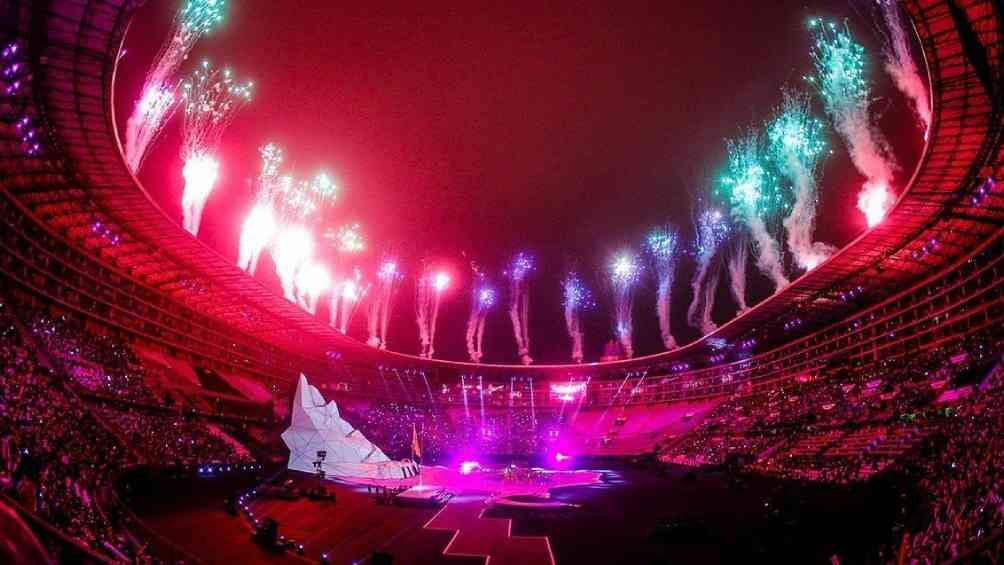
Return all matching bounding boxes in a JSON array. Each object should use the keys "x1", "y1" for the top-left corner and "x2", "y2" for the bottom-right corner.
[{"x1": 0, "y1": 493, "x2": 119, "y2": 564}]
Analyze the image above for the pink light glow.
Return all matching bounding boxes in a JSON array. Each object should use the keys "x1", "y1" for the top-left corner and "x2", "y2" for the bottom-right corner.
[
  {"x1": 555, "y1": 453, "x2": 570, "y2": 462},
  {"x1": 550, "y1": 379, "x2": 586, "y2": 401},
  {"x1": 378, "y1": 260, "x2": 399, "y2": 280},
  {"x1": 273, "y1": 225, "x2": 315, "y2": 300},
  {"x1": 274, "y1": 226, "x2": 314, "y2": 270},
  {"x1": 341, "y1": 279, "x2": 360, "y2": 301},
  {"x1": 432, "y1": 272, "x2": 451, "y2": 293},
  {"x1": 181, "y1": 153, "x2": 220, "y2": 201},
  {"x1": 180, "y1": 153, "x2": 220, "y2": 234},
  {"x1": 244, "y1": 203, "x2": 276, "y2": 240},
  {"x1": 857, "y1": 181, "x2": 891, "y2": 227},
  {"x1": 298, "y1": 263, "x2": 331, "y2": 297},
  {"x1": 459, "y1": 461, "x2": 480, "y2": 475},
  {"x1": 138, "y1": 84, "x2": 174, "y2": 119},
  {"x1": 241, "y1": 203, "x2": 276, "y2": 248}
]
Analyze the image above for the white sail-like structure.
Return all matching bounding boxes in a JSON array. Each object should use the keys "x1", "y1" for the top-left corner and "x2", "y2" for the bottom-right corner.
[{"x1": 281, "y1": 375, "x2": 417, "y2": 480}]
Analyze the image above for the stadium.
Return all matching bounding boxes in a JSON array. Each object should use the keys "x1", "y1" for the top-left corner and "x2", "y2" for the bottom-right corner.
[{"x1": 0, "y1": 0, "x2": 1001, "y2": 563}]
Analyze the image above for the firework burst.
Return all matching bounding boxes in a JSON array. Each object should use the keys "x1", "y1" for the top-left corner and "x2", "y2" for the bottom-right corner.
[
  {"x1": 718, "y1": 130, "x2": 789, "y2": 292},
  {"x1": 238, "y1": 144, "x2": 285, "y2": 274},
  {"x1": 465, "y1": 268, "x2": 496, "y2": 363},
  {"x1": 609, "y1": 251, "x2": 642, "y2": 358},
  {"x1": 767, "y1": 90, "x2": 835, "y2": 271},
  {"x1": 325, "y1": 222, "x2": 365, "y2": 253},
  {"x1": 562, "y1": 272, "x2": 593, "y2": 363},
  {"x1": 807, "y1": 17, "x2": 897, "y2": 227},
  {"x1": 687, "y1": 206, "x2": 730, "y2": 333},
  {"x1": 179, "y1": 60, "x2": 252, "y2": 235},
  {"x1": 275, "y1": 171, "x2": 337, "y2": 222},
  {"x1": 124, "y1": 0, "x2": 228, "y2": 172}
]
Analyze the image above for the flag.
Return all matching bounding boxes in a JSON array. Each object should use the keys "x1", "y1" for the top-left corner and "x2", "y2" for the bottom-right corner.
[{"x1": 411, "y1": 422, "x2": 422, "y2": 461}]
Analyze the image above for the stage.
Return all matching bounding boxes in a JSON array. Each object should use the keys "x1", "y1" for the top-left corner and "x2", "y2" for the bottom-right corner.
[
  {"x1": 230, "y1": 464, "x2": 605, "y2": 564},
  {"x1": 123, "y1": 460, "x2": 901, "y2": 565},
  {"x1": 330, "y1": 463, "x2": 604, "y2": 498},
  {"x1": 238, "y1": 465, "x2": 601, "y2": 565}
]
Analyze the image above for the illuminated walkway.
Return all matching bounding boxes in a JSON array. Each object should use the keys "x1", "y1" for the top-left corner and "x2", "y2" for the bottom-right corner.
[{"x1": 424, "y1": 498, "x2": 554, "y2": 565}]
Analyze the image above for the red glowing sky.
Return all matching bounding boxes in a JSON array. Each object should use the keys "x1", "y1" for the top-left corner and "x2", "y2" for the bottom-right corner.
[{"x1": 116, "y1": 1, "x2": 923, "y2": 362}]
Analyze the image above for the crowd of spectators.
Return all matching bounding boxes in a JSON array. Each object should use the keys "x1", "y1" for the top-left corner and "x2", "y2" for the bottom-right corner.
[
  {"x1": 29, "y1": 312, "x2": 159, "y2": 404},
  {"x1": 0, "y1": 300, "x2": 263, "y2": 562},
  {"x1": 26, "y1": 312, "x2": 275, "y2": 424},
  {"x1": 4, "y1": 288, "x2": 1004, "y2": 563},
  {"x1": 656, "y1": 331, "x2": 1004, "y2": 562},
  {"x1": 895, "y1": 375, "x2": 1004, "y2": 562},
  {"x1": 335, "y1": 399, "x2": 556, "y2": 462},
  {"x1": 93, "y1": 404, "x2": 252, "y2": 467},
  {"x1": 0, "y1": 301, "x2": 147, "y2": 561},
  {"x1": 339, "y1": 400, "x2": 476, "y2": 461},
  {"x1": 660, "y1": 332, "x2": 1001, "y2": 484}
]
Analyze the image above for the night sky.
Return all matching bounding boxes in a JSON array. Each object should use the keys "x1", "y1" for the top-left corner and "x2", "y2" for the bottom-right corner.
[{"x1": 116, "y1": 1, "x2": 923, "y2": 363}]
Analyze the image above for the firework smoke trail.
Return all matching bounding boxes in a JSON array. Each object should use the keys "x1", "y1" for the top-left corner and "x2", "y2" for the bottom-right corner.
[
  {"x1": 428, "y1": 271, "x2": 449, "y2": 359},
  {"x1": 807, "y1": 18, "x2": 897, "y2": 227},
  {"x1": 700, "y1": 265, "x2": 722, "y2": 334},
  {"x1": 366, "y1": 258, "x2": 402, "y2": 348},
  {"x1": 719, "y1": 131, "x2": 790, "y2": 292},
  {"x1": 768, "y1": 91, "x2": 835, "y2": 271},
  {"x1": 125, "y1": 85, "x2": 178, "y2": 172},
  {"x1": 330, "y1": 268, "x2": 368, "y2": 333},
  {"x1": 415, "y1": 266, "x2": 431, "y2": 357},
  {"x1": 609, "y1": 252, "x2": 643, "y2": 358},
  {"x1": 238, "y1": 204, "x2": 276, "y2": 275},
  {"x1": 562, "y1": 272, "x2": 593, "y2": 363},
  {"x1": 293, "y1": 261, "x2": 330, "y2": 315},
  {"x1": 179, "y1": 60, "x2": 252, "y2": 235},
  {"x1": 273, "y1": 225, "x2": 314, "y2": 301},
  {"x1": 878, "y1": 1, "x2": 931, "y2": 137},
  {"x1": 124, "y1": 0, "x2": 226, "y2": 172},
  {"x1": 727, "y1": 233, "x2": 750, "y2": 314},
  {"x1": 465, "y1": 272, "x2": 496, "y2": 363},
  {"x1": 377, "y1": 264, "x2": 399, "y2": 347},
  {"x1": 507, "y1": 252, "x2": 535, "y2": 365},
  {"x1": 687, "y1": 207, "x2": 730, "y2": 333},
  {"x1": 180, "y1": 153, "x2": 218, "y2": 235},
  {"x1": 415, "y1": 265, "x2": 450, "y2": 358},
  {"x1": 646, "y1": 226, "x2": 681, "y2": 350},
  {"x1": 238, "y1": 144, "x2": 283, "y2": 274}
]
